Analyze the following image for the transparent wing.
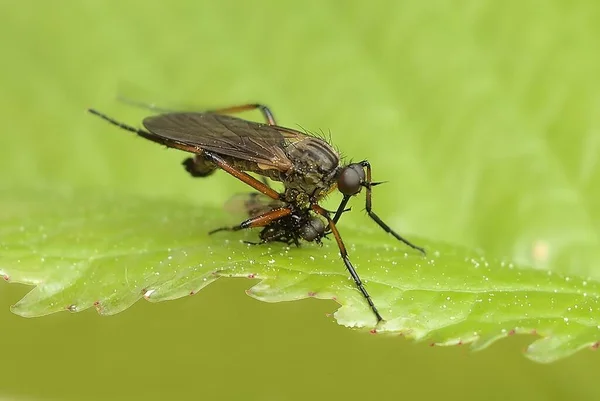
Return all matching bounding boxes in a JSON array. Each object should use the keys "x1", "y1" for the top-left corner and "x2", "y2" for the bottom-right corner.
[{"x1": 224, "y1": 192, "x2": 286, "y2": 217}]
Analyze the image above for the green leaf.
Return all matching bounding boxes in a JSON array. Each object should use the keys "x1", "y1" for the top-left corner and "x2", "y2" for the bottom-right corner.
[{"x1": 1, "y1": 189, "x2": 598, "y2": 363}]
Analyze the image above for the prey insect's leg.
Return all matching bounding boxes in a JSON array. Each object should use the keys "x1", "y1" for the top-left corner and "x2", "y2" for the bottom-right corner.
[
  {"x1": 202, "y1": 150, "x2": 281, "y2": 200},
  {"x1": 186, "y1": 153, "x2": 271, "y2": 185},
  {"x1": 244, "y1": 231, "x2": 300, "y2": 247},
  {"x1": 312, "y1": 204, "x2": 383, "y2": 322},
  {"x1": 360, "y1": 161, "x2": 426, "y2": 255},
  {"x1": 210, "y1": 207, "x2": 292, "y2": 234}
]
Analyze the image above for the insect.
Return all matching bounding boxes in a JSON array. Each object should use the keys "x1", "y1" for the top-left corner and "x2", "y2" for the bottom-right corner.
[
  {"x1": 222, "y1": 192, "x2": 333, "y2": 247},
  {"x1": 88, "y1": 103, "x2": 425, "y2": 322}
]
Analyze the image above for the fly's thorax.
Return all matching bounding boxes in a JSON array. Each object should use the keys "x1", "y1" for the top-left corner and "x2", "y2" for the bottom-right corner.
[
  {"x1": 282, "y1": 187, "x2": 310, "y2": 207},
  {"x1": 282, "y1": 168, "x2": 338, "y2": 206},
  {"x1": 285, "y1": 136, "x2": 339, "y2": 176},
  {"x1": 281, "y1": 137, "x2": 340, "y2": 204}
]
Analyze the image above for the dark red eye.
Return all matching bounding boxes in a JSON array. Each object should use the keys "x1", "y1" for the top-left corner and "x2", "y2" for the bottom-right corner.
[{"x1": 337, "y1": 164, "x2": 365, "y2": 195}]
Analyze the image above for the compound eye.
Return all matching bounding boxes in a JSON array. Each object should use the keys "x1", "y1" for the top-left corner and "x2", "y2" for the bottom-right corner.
[
  {"x1": 337, "y1": 164, "x2": 365, "y2": 195},
  {"x1": 300, "y1": 217, "x2": 326, "y2": 241}
]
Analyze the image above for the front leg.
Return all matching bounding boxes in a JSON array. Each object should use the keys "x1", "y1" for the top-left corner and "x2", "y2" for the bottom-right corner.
[{"x1": 191, "y1": 150, "x2": 281, "y2": 200}]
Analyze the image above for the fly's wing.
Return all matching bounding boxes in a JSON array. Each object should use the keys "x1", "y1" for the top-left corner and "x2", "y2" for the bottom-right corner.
[
  {"x1": 143, "y1": 112, "x2": 295, "y2": 171},
  {"x1": 224, "y1": 192, "x2": 286, "y2": 217}
]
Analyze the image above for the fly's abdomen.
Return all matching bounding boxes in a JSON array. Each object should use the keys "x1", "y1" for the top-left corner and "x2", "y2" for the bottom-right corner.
[{"x1": 223, "y1": 157, "x2": 284, "y2": 182}]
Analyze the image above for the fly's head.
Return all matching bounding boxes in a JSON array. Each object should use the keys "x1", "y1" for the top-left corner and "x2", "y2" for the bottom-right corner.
[{"x1": 336, "y1": 163, "x2": 367, "y2": 196}]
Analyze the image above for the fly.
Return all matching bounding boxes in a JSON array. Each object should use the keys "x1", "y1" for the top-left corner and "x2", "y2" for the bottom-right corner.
[{"x1": 88, "y1": 103, "x2": 425, "y2": 322}]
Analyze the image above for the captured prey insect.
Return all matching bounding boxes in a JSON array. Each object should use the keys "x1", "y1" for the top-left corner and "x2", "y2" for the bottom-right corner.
[
  {"x1": 222, "y1": 192, "x2": 346, "y2": 247},
  {"x1": 88, "y1": 103, "x2": 425, "y2": 322}
]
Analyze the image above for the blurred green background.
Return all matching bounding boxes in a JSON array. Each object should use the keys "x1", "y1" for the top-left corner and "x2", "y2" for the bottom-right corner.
[{"x1": 1, "y1": 1, "x2": 599, "y2": 400}]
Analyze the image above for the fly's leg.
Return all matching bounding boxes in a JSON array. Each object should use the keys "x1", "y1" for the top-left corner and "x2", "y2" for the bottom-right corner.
[
  {"x1": 332, "y1": 196, "x2": 351, "y2": 224},
  {"x1": 88, "y1": 109, "x2": 203, "y2": 152},
  {"x1": 89, "y1": 109, "x2": 218, "y2": 179},
  {"x1": 360, "y1": 160, "x2": 426, "y2": 255},
  {"x1": 116, "y1": 98, "x2": 278, "y2": 178},
  {"x1": 88, "y1": 109, "x2": 282, "y2": 201},
  {"x1": 312, "y1": 204, "x2": 384, "y2": 323},
  {"x1": 207, "y1": 104, "x2": 277, "y2": 125},
  {"x1": 210, "y1": 207, "x2": 292, "y2": 234},
  {"x1": 119, "y1": 97, "x2": 277, "y2": 126},
  {"x1": 202, "y1": 150, "x2": 281, "y2": 200}
]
